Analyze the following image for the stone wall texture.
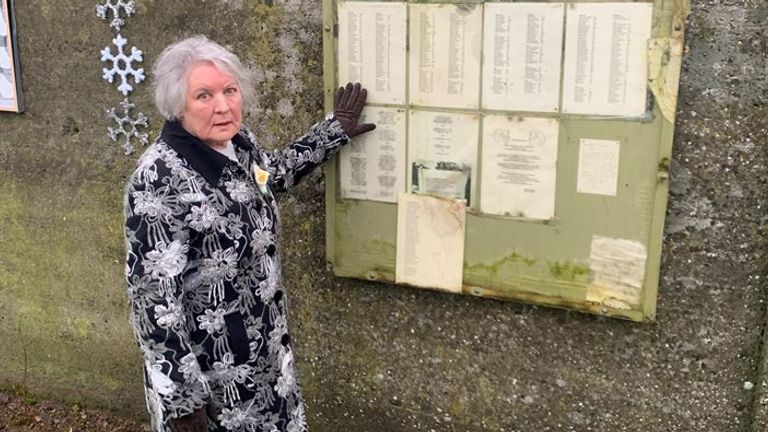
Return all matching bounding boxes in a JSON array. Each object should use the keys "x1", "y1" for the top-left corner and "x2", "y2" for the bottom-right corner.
[{"x1": 0, "y1": 0, "x2": 766, "y2": 431}]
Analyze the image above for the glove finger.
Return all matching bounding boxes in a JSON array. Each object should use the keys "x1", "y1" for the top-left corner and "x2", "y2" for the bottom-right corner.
[
  {"x1": 353, "y1": 122, "x2": 376, "y2": 137},
  {"x1": 349, "y1": 83, "x2": 361, "y2": 108},
  {"x1": 352, "y1": 87, "x2": 367, "y2": 117},
  {"x1": 339, "y1": 82, "x2": 354, "y2": 108},
  {"x1": 334, "y1": 86, "x2": 344, "y2": 108}
]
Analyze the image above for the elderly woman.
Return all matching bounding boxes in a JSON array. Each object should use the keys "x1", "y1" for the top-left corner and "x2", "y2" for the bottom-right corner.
[{"x1": 124, "y1": 36, "x2": 374, "y2": 432}]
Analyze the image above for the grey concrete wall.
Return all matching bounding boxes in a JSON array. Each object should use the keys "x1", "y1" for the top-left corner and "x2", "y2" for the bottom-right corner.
[{"x1": 0, "y1": 0, "x2": 766, "y2": 431}]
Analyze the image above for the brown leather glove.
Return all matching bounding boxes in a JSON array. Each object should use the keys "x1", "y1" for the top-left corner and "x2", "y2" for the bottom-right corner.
[
  {"x1": 334, "y1": 82, "x2": 376, "y2": 138},
  {"x1": 169, "y1": 406, "x2": 208, "y2": 432}
]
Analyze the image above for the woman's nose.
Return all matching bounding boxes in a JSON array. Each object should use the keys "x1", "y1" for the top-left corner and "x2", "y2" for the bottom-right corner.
[{"x1": 213, "y1": 93, "x2": 230, "y2": 113}]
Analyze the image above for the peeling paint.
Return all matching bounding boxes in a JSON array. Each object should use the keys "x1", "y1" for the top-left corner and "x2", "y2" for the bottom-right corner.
[
  {"x1": 648, "y1": 37, "x2": 685, "y2": 122},
  {"x1": 647, "y1": 0, "x2": 690, "y2": 122}
]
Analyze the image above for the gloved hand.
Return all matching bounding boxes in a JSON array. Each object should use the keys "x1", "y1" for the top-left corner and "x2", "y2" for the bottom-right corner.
[
  {"x1": 334, "y1": 82, "x2": 376, "y2": 138},
  {"x1": 170, "y1": 406, "x2": 208, "y2": 432}
]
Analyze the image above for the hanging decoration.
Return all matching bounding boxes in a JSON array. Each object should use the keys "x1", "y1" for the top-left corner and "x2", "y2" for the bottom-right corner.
[
  {"x1": 100, "y1": 34, "x2": 145, "y2": 96},
  {"x1": 106, "y1": 98, "x2": 149, "y2": 155},
  {"x1": 95, "y1": 0, "x2": 136, "y2": 32},
  {"x1": 96, "y1": 0, "x2": 147, "y2": 155}
]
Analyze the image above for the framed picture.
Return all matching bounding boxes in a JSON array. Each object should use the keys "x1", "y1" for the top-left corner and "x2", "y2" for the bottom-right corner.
[{"x1": 0, "y1": 0, "x2": 22, "y2": 113}]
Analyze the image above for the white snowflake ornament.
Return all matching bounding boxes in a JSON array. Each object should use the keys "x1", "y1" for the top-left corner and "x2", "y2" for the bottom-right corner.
[
  {"x1": 96, "y1": 0, "x2": 136, "y2": 32},
  {"x1": 106, "y1": 98, "x2": 149, "y2": 155},
  {"x1": 101, "y1": 34, "x2": 145, "y2": 96}
]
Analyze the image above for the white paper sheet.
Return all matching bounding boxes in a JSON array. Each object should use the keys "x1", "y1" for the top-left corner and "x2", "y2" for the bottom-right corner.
[
  {"x1": 339, "y1": 107, "x2": 407, "y2": 203},
  {"x1": 561, "y1": 3, "x2": 653, "y2": 116},
  {"x1": 480, "y1": 115, "x2": 559, "y2": 219},
  {"x1": 482, "y1": 3, "x2": 565, "y2": 112},
  {"x1": 396, "y1": 193, "x2": 466, "y2": 292},
  {"x1": 577, "y1": 138, "x2": 620, "y2": 196},
  {"x1": 409, "y1": 4, "x2": 483, "y2": 109},
  {"x1": 0, "y1": 3, "x2": 6, "y2": 38},
  {"x1": 408, "y1": 110, "x2": 479, "y2": 204},
  {"x1": 338, "y1": 1, "x2": 408, "y2": 104},
  {"x1": 586, "y1": 236, "x2": 647, "y2": 310},
  {"x1": 0, "y1": 47, "x2": 9, "y2": 69},
  {"x1": 0, "y1": 73, "x2": 12, "y2": 100}
]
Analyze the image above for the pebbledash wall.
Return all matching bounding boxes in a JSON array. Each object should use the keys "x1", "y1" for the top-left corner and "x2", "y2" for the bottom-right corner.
[{"x1": 0, "y1": 0, "x2": 766, "y2": 431}]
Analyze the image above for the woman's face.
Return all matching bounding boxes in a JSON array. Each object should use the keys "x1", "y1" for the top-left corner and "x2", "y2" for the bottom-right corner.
[{"x1": 180, "y1": 62, "x2": 243, "y2": 148}]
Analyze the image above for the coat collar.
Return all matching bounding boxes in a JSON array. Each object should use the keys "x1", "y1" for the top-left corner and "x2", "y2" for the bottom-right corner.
[{"x1": 161, "y1": 120, "x2": 254, "y2": 186}]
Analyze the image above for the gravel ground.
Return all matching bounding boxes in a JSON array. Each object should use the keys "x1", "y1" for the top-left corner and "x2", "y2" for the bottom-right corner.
[{"x1": 0, "y1": 391, "x2": 147, "y2": 432}]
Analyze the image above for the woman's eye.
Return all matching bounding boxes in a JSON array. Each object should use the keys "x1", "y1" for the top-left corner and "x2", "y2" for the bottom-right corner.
[
  {"x1": 225, "y1": 87, "x2": 239, "y2": 96},
  {"x1": 196, "y1": 93, "x2": 210, "y2": 100}
]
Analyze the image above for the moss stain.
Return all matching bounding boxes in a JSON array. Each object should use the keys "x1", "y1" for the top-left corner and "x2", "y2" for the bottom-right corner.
[
  {"x1": 0, "y1": 175, "x2": 139, "y2": 411},
  {"x1": 244, "y1": 0, "x2": 325, "y2": 147},
  {"x1": 465, "y1": 252, "x2": 537, "y2": 276},
  {"x1": 549, "y1": 261, "x2": 590, "y2": 282}
]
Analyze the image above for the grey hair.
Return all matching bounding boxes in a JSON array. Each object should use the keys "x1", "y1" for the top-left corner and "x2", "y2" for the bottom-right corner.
[{"x1": 153, "y1": 35, "x2": 254, "y2": 121}]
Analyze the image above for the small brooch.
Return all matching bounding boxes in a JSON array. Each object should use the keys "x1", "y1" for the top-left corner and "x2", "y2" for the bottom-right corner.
[{"x1": 251, "y1": 162, "x2": 270, "y2": 195}]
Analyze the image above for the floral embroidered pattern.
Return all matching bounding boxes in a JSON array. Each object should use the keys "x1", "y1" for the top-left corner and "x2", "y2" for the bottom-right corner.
[{"x1": 145, "y1": 241, "x2": 188, "y2": 279}]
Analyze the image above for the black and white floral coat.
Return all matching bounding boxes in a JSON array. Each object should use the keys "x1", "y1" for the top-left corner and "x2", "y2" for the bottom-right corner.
[{"x1": 124, "y1": 117, "x2": 348, "y2": 432}]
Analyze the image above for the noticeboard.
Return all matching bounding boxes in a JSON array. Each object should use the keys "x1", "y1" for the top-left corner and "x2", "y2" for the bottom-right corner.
[{"x1": 322, "y1": 0, "x2": 689, "y2": 321}]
